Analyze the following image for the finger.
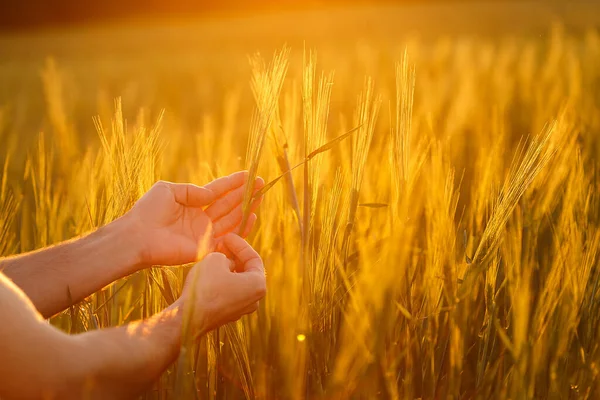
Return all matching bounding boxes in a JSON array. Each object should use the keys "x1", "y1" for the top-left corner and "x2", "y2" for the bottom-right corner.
[
  {"x1": 212, "y1": 195, "x2": 263, "y2": 237},
  {"x1": 213, "y1": 239, "x2": 232, "y2": 259},
  {"x1": 167, "y1": 182, "x2": 216, "y2": 207},
  {"x1": 203, "y1": 171, "x2": 248, "y2": 198},
  {"x1": 200, "y1": 252, "x2": 234, "y2": 272},
  {"x1": 219, "y1": 234, "x2": 264, "y2": 275},
  {"x1": 240, "y1": 213, "x2": 258, "y2": 238},
  {"x1": 204, "y1": 185, "x2": 244, "y2": 221},
  {"x1": 205, "y1": 177, "x2": 264, "y2": 221},
  {"x1": 227, "y1": 258, "x2": 236, "y2": 272},
  {"x1": 215, "y1": 213, "x2": 258, "y2": 270}
]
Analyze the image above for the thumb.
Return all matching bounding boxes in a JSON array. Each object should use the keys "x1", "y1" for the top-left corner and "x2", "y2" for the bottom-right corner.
[{"x1": 167, "y1": 182, "x2": 216, "y2": 207}]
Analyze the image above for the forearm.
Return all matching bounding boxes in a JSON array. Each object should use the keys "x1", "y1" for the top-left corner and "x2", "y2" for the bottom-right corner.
[
  {"x1": 0, "y1": 215, "x2": 143, "y2": 318},
  {"x1": 67, "y1": 303, "x2": 183, "y2": 399},
  {"x1": 0, "y1": 273, "x2": 183, "y2": 400}
]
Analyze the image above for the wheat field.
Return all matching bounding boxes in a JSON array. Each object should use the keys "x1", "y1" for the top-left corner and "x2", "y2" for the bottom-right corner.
[{"x1": 1, "y1": 5, "x2": 600, "y2": 398}]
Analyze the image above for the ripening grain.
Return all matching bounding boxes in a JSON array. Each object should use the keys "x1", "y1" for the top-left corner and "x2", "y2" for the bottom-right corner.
[{"x1": 1, "y1": 19, "x2": 600, "y2": 399}]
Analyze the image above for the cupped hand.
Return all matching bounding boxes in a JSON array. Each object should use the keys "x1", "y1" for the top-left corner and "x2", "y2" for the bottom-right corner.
[
  {"x1": 179, "y1": 233, "x2": 266, "y2": 337},
  {"x1": 126, "y1": 171, "x2": 264, "y2": 267}
]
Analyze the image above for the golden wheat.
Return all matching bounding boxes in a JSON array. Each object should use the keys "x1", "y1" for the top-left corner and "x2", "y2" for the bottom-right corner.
[{"x1": 1, "y1": 24, "x2": 600, "y2": 399}]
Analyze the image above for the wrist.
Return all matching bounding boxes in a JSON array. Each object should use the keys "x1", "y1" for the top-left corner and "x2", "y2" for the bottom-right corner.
[
  {"x1": 176, "y1": 290, "x2": 209, "y2": 341},
  {"x1": 107, "y1": 214, "x2": 146, "y2": 274},
  {"x1": 160, "y1": 302, "x2": 184, "y2": 352}
]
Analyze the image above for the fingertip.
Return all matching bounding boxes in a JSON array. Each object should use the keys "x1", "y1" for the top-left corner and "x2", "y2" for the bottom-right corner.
[
  {"x1": 223, "y1": 231, "x2": 238, "y2": 241},
  {"x1": 255, "y1": 176, "x2": 265, "y2": 188},
  {"x1": 236, "y1": 170, "x2": 250, "y2": 181}
]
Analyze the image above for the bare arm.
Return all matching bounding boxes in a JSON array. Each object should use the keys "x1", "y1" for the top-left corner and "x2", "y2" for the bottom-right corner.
[
  {"x1": 0, "y1": 172, "x2": 263, "y2": 319},
  {"x1": 0, "y1": 272, "x2": 182, "y2": 400},
  {"x1": 0, "y1": 233, "x2": 265, "y2": 400},
  {"x1": 0, "y1": 216, "x2": 142, "y2": 319}
]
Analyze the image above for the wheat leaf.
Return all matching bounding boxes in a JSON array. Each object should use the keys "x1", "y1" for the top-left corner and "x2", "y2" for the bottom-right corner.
[
  {"x1": 358, "y1": 202, "x2": 388, "y2": 208},
  {"x1": 252, "y1": 125, "x2": 362, "y2": 201},
  {"x1": 253, "y1": 160, "x2": 305, "y2": 200},
  {"x1": 306, "y1": 125, "x2": 362, "y2": 160}
]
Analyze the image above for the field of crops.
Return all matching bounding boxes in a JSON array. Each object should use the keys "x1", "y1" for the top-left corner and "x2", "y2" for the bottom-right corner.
[{"x1": 2, "y1": 3, "x2": 600, "y2": 398}]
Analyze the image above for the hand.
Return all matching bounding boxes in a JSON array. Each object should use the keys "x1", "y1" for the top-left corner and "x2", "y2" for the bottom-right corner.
[
  {"x1": 125, "y1": 171, "x2": 264, "y2": 267},
  {"x1": 178, "y1": 233, "x2": 266, "y2": 337}
]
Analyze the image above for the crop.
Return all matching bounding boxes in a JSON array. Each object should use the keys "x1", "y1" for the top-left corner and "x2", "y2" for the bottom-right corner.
[{"x1": 1, "y1": 22, "x2": 600, "y2": 399}]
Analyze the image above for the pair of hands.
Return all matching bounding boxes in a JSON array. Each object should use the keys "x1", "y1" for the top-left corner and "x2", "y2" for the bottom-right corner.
[{"x1": 124, "y1": 171, "x2": 266, "y2": 336}]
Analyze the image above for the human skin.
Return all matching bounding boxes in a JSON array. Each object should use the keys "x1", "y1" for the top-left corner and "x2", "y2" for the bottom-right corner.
[
  {"x1": 0, "y1": 171, "x2": 267, "y2": 399},
  {"x1": 0, "y1": 233, "x2": 265, "y2": 400},
  {"x1": 1, "y1": 170, "x2": 264, "y2": 318}
]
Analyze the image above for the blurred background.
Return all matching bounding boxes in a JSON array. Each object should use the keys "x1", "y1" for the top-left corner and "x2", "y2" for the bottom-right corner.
[
  {"x1": 1, "y1": 0, "x2": 599, "y2": 180},
  {"x1": 0, "y1": 1, "x2": 595, "y2": 32},
  {"x1": 3, "y1": 1, "x2": 600, "y2": 399},
  {"x1": 2, "y1": 1, "x2": 600, "y2": 34}
]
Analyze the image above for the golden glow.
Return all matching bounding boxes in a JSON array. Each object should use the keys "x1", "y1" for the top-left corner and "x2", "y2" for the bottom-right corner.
[{"x1": 1, "y1": 8, "x2": 598, "y2": 397}]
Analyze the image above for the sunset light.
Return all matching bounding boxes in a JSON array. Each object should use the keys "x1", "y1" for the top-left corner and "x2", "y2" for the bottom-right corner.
[{"x1": 1, "y1": 1, "x2": 600, "y2": 399}]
